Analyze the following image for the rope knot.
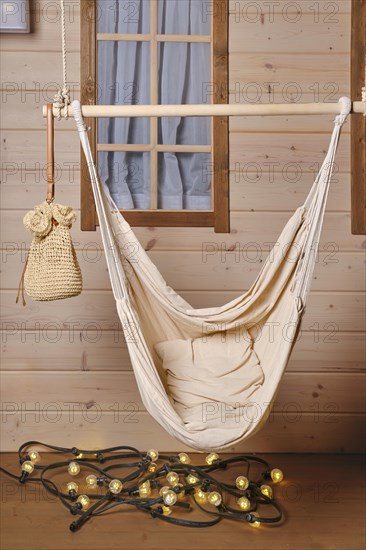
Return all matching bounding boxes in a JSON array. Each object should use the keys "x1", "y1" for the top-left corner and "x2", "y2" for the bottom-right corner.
[{"x1": 53, "y1": 87, "x2": 71, "y2": 120}]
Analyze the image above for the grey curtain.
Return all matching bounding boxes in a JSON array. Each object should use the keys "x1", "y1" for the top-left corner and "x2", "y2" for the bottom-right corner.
[{"x1": 98, "y1": 0, "x2": 211, "y2": 210}]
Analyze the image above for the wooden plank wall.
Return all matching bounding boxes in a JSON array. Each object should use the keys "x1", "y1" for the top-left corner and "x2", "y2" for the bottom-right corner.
[{"x1": 0, "y1": 0, "x2": 365, "y2": 452}]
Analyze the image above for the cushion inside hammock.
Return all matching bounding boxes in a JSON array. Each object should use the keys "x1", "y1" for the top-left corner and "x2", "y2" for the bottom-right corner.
[{"x1": 154, "y1": 331, "x2": 264, "y2": 426}]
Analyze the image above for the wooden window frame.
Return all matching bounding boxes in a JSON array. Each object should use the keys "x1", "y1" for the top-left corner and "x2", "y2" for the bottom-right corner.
[
  {"x1": 351, "y1": 0, "x2": 366, "y2": 235},
  {"x1": 80, "y1": 0, "x2": 229, "y2": 232}
]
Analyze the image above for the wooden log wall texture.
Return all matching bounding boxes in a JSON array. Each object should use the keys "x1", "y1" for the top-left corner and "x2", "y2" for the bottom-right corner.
[{"x1": 0, "y1": 1, "x2": 364, "y2": 451}]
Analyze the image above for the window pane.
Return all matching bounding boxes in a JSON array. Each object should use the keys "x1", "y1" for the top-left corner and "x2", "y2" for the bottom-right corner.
[
  {"x1": 158, "y1": 117, "x2": 211, "y2": 146},
  {"x1": 158, "y1": 42, "x2": 211, "y2": 146},
  {"x1": 158, "y1": 42, "x2": 211, "y2": 104},
  {"x1": 158, "y1": 0, "x2": 211, "y2": 35},
  {"x1": 98, "y1": 151, "x2": 151, "y2": 209},
  {"x1": 158, "y1": 153, "x2": 211, "y2": 210},
  {"x1": 98, "y1": 40, "x2": 150, "y2": 144},
  {"x1": 98, "y1": 41, "x2": 150, "y2": 104},
  {"x1": 97, "y1": 0, "x2": 150, "y2": 34}
]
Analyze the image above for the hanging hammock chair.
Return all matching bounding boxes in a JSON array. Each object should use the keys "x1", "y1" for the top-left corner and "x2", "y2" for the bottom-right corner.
[{"x1": 72, "y1": 97, "x2": 351, "y2": 451}]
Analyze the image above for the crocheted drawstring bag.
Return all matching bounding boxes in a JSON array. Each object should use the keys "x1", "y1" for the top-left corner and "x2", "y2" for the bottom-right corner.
[
  {"x1": 17, "y1": 202, "x2": 82, "y2": 304},
  {"x1": 16, "y1": 105, "x2": 82, "y2": 305}
]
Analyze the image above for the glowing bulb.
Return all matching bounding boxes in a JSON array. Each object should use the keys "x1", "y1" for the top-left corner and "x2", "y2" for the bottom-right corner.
[
  {"x1": 22, "y1": 461, "x2": 34, "y2": 474},
  {"x1": 235, "y1": 475, "x2": 249, "y2": 491},
  {"x1": 260, "y1": 484, "x2": 273, "y2": 498},
  {"x1": 205, "y1": 452, "x2": 219, "y2": 465},
  {"x1": 162, "y1": 505, "x2": 172, "y2": 516},
  {"x1": 109, "y1": 479, "x2": 123, "y2": 494},
  {"x1": 28, "y1": 451, "x2": 40, "y2": 464},
  {"x1": 271, "y1": 468, "x2": 284, "y2": 483},
  {"x1": 194, "y1": 488, "x2": 208, "y2": 504},
  {"x1": 139, "y1": 480, "x2": 151, "y2": 497},
  {"x1": 178, "y1": 452, "x2": 191, "y2": 464},
  {"x1": 159, "y1": 486, "x2": 170, "y2": 497},
  {"x1": 186, "y1": 474, "x2": 199, "y2": 485},
  {"x1": 148, "y1": 463, "x2": 157, "y2": 473},
  {"x1": 86, "y1": 474, "x2": 98, "y2": 488},
  {"x1": 249, "y1": 512, "x2": 261, "y2": 528},
  {"x1": 77, "y1": 494, "x2": 90, "y2": 511},
  {"x1": 76, "y1": 453, "x2": 84, "y2": 459},
  {"x1": 68, "y1": 461, "x2": 80, "y2": 476},
  {"x1": 163, "y1": 490, "x2": 177, "y2": 506},
  {"x1": 207, "y1": 491, "x2": 222, "y2": 507},
  {"x1": 146, "y1": 449, "x2": 159, "y2": 462},
  {"x1": 237, "y1": 496, "x2": 251, "y2": 511},
  {"x1": 67, "y1": 481, "x2": 78, "y2": 495},
  {"x1": 166, "y1": 471, "x2": 179, "y2": 487}
]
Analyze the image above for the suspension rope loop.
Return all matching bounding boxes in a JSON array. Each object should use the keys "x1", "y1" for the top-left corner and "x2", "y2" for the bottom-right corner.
[
  {"x1": 53, "y1": 0, "x2": 70, "y2": 120},
  {"x1": 335, "y1": 96, "x2": 352, "y2": 126},
  {"x1": 291, "y1": 96, "x2": 351, "y2": 304},
  {"x1": 72, "y1": 99, "x2": 128, "y2": 301}
]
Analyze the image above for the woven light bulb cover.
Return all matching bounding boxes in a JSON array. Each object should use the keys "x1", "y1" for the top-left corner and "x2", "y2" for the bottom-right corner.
[{"x1": 23, "y1": 202, "x2": 82, "y2": 301}]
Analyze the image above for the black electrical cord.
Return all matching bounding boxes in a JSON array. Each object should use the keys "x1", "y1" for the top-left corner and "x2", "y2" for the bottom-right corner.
[{"x1": 0, "y1": 441, "x2": 285, "y2": 532}]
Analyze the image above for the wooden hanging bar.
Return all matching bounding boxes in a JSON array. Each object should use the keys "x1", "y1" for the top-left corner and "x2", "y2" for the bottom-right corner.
[{"x1": 43, "y1": 101, "x2": 365, "y2": 118}]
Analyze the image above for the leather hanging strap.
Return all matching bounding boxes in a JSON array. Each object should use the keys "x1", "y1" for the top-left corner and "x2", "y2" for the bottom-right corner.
[{"x1": 46, "y1": 104, "x2": 55, "y2": 203}]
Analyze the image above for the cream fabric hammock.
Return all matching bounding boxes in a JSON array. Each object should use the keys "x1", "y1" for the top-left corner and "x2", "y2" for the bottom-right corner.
[{"x1": 73, "y1": 98, "x2": 351, "y2": 451}]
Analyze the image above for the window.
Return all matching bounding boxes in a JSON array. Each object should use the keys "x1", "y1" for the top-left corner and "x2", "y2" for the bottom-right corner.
[
  {"x1": 351, "y1": 0, "x2": 366, "y2": 235},
  {"x1": 80, "y1": 0, "x2": 229, "y2": 232}
]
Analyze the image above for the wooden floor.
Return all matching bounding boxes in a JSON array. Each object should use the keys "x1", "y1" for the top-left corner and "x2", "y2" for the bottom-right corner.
[{"x1": 0, "y1": 453, "x2": 364, "y2": 550}]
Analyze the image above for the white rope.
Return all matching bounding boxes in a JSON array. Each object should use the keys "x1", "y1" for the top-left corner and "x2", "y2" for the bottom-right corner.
[
  {"x1": 72, "y1": 100, "x2": 127, "y2": 301},
  {"x1": 53, "y1": 0, "x2": 70, "y2": 120},
  {"x1": 292, "y1": 97, "x2": 351, "y2": 304}
]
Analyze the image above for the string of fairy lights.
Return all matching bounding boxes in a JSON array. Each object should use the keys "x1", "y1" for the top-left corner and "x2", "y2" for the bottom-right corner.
[{"x1": 0, "y1": 441, "x2": 284, "y2": 532}]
